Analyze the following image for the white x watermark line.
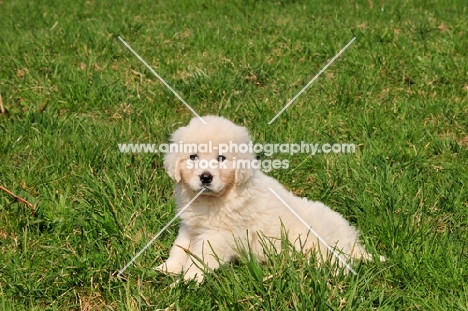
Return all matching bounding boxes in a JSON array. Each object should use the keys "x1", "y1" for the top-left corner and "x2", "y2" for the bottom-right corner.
[
  {"x1": 118, "y1": 36, "x2": 207, "y2": 124},
  {"x1": 268, "y1": 37, "x2": 356, "y2": 125},
  {"x1": 117, "y1": 188, "x2": 206, "y2": 277},
  {"x1": 268, "y1": 188, "x2": 357, "y2": 275}
]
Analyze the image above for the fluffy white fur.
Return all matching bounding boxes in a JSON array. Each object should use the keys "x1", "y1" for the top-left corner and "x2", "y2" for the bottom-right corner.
[{"x1": 157, "y1": 116, "x2": 374, "y2": 283}]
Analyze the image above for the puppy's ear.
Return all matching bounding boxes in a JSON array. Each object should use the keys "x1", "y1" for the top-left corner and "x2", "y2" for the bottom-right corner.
[
  {"x1": 235, "y1": 165, "x2": 252, "y2": 185},
  {"x1": 164, "y1": 152, "x2": 181, "y2": 182}
]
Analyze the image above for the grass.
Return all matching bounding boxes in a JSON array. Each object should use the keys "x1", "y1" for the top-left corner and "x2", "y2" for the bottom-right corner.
[{"x1": 0, "y1": 0, "x2": 467, "y2": 309}]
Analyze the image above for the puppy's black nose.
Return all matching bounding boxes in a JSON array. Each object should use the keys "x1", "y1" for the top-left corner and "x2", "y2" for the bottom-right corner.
[{"x1": 200, "y1": 172, "x2": 213, "y2": 184}]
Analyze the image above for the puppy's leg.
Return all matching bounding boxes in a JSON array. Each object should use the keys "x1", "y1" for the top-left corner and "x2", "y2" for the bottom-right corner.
[
  {"x1": 183, "y1": 237, "x2": 233, "y2": 283},
  {"x1": 351, "y1": 243, "x2": 386, "y2": 262},
  {"x1": 156, "y1": 224, "x2": 191, "y2": 275}
]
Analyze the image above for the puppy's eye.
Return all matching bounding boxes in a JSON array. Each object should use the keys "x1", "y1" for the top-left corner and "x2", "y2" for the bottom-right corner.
[
  {"x1": 190, "y1": 154, "x2": 198, "y2": 160},
  {"x1": 218, "y1": 155, "x2": 226, "y2": 162}
]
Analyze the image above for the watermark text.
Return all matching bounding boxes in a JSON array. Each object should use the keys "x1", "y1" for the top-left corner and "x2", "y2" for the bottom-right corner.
[{"x1": 118, "y1": 141, "x2": 356, "y2": 156}]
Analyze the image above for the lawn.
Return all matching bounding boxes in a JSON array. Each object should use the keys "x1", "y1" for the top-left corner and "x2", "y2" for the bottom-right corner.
[{"x1": 0, "y1": 0, "x2": 467, "y2": 309}]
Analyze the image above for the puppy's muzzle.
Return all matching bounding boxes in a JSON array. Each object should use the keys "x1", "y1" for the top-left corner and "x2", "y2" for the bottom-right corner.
[{"x1": 200, "y1": 172, "x2": 213, "y2": 185}]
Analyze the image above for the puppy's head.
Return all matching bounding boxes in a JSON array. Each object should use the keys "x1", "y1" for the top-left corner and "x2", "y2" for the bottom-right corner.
[{"x1": 164, "y1": 116, "x2": 255, "y2": 196}]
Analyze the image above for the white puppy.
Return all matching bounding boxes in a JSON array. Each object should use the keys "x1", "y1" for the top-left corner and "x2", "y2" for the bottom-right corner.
[{"x1": 158, "y1": 115, "x2": 374, "y2": 283}]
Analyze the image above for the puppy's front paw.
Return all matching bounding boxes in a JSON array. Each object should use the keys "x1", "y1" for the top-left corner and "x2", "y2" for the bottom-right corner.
[
  {"x1": 155, "y1": 260, "x2": 184, "y2": 275},
  {"x1": 183, "y1": 266, "x2": 205, "y2": 284}
]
